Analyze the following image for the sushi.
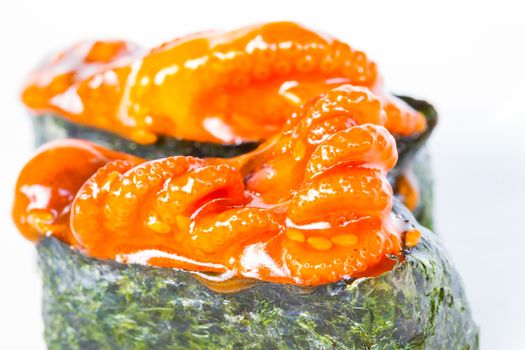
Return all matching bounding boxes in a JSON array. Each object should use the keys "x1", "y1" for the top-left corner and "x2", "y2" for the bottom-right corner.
[{"x1": 12, "y1": 85, "x2": 476, "y2": 349}]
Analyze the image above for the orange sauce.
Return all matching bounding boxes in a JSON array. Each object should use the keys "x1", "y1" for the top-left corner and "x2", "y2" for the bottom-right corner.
[
  {"x1": 12, "y1": 139, "x2": 141, "y2": 244},
  {"x1": 13, "y1": 85, "x2": 420, "y2": 287},
  {"x1": 395, "y1": 169, "x2": 420, "y2": 211},
  {"x1": 21, "y1": 22, "x2": 426, "y2": 145}
]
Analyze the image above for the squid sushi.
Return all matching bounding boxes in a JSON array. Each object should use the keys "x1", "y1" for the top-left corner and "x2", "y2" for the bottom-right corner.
[{"x1": 13, "y1": 85, "x2": 475, "y2": 349}]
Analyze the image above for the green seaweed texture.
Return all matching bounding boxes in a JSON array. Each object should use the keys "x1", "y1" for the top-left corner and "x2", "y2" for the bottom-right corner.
[
  {"x1": 411, "y1": 149, "x2": 434, "y2": 230},
  {"x1": 30, "y1": 114, "x2": 259, "y2": 159},
  {"x1": 37, "y1": 203, "x2": 477, "y2": 350}
]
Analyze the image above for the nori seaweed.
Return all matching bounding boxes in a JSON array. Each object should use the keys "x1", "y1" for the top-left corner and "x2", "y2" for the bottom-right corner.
[
  {"x1": 389, "y1": 147, "x2": 434, "y2": 230},
  {"x1": 29, "y1": 96, "x2": 437, "y2": 162},
  {"x1": 30, "y1": 114, "x2": 259, "y2": 159},
  {"x1": 37, "y1": 202, "x2": 477, "y2": 350},
  {"x1": 392, "y1": 96, "x2": 438, "y2": 174},
  {"x1": 411, "y1": 148, "x2": 434, "y2": 230},
  {"x1": 391, "y1": 96, "x2": 437, "y2": 230}
]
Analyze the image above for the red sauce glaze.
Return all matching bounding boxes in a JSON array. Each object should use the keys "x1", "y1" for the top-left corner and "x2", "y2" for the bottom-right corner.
[
  {"x1": 13, "y1": 85, "x2": 421, "y2": 286},
  {"x1": 21, "y1": 22, "x2": 426, "y2": 145}
]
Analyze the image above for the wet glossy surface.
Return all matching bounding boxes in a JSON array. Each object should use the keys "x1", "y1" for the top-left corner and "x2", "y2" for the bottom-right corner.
[
  {"x1": 14, "y1": 85, "x2": 420, "y2": 286},
  {"x1": 12, "y1": 140, "x2": 141, "y2": 244},
  {"x1": 21, "y1": 22, "x2": 426, "y2": 145}
]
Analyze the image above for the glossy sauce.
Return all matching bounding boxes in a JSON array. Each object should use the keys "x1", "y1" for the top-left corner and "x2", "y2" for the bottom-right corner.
[
  {"x1": 14, "y1": 85, "x2": 421, "y2": 287},
  {"x1": 21, "y1": 22, "x2": 426, "y2": 145},
  {"x1": 395, "y1": 169, "x2": 420, "y2": 211}
]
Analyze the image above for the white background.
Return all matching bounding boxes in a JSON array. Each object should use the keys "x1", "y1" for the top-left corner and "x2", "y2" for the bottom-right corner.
[{"x1": 1, "y1": 1, "x2": 524, "y2": 349}]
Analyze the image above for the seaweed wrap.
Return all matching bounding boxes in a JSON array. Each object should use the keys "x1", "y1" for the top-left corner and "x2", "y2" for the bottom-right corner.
[
  {"x1": 390, "y1": 96, "x2": 437, "y2": 228},
  {"x1": 12, "y1": 85, "x2": 476, "y2": 349},
  {"x1": 36, "y1": 202, "x2": 476, "y2": 350}
]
